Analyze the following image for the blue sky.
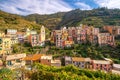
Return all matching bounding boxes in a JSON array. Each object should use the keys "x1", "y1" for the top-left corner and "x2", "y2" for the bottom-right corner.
[{"x1": 0, "y1": 0, "x2": 120, "y2": 15}]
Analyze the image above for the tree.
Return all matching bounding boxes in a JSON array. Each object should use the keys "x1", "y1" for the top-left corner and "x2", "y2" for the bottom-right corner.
[{"x1": 0, "y1": 68, "x2": 15, "y2": 80}]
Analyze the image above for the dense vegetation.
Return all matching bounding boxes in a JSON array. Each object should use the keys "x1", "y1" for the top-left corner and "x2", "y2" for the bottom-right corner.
[
  {"x1": 24, "y1": 8, "x2": 120, "y2": 29},
  {"x1": 31, "y1": 63, "x2": 120, "y2": 80},
  {"x1": 24, "y1": 12, "x2": 65, "y2": 30},
  {"x1": 0, "y1": 68, "x2": 14, "y2": 80},
  {"x1": 1, "y1": 64, "x2": 120, "y2": 80},
  {"x1": 46, "y1": 43, "x2": 120, "y2": 64}
]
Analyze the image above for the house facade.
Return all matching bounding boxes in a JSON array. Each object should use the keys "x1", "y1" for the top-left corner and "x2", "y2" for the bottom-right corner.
[
  {"x1": 41, "y1": 55, "x2": 61, "y2": 67},
  {"x1": 64, "y1": 56, "x2": 72, "y2": 66},
  {"x1": 98, "y1": 33, "x2": 115, "y2": 46},
  {"x1": 5, "y1": 53, "x2": 26, "y2": 69},
  {"x1": 28, "y1": 34, "x2": 40, "y2": 47},
  {"x1": 0, "y1": 37, "x2": 12, "y2": 54},
  {"x1": 72, "y1": 57, "x2": 91, "y2": 69},
  {"x1": 91, "y1": 60, "x2": 113, "y2": 72}
]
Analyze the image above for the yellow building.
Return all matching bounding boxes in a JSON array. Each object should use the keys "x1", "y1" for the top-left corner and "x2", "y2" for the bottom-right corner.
[
  {"x1": 64, "y1": 41, "x2": 74, "y2": 47},
  {"x1": 0, "y1": 37, "x2": 12, "y2": 55}
]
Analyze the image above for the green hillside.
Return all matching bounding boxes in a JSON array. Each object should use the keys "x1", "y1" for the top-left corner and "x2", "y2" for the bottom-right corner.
[
  {"x1": 24, "y1": 12, "x2": 65, "y2": 30},
  {"x1": 0, "y1": 10, "x2": 45, "y2": 33}
]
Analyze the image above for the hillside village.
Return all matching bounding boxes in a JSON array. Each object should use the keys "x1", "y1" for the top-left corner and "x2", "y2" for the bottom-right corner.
[
  {"x1": 0, "y1": 24, "x2": 120, "y2": 77},
  {"x1": 1, "y1": 0, "x2": 120, "y2": 79}
]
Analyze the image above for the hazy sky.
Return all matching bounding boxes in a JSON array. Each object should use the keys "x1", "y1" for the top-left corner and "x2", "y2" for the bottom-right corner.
[{"x1": 0, "y1": 0, "x2": 120, "y2": 15}]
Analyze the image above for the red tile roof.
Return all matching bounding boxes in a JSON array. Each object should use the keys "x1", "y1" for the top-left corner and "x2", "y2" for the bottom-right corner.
[{"x1": 23, "y1": 54, "x2": 44, "y2": 61}]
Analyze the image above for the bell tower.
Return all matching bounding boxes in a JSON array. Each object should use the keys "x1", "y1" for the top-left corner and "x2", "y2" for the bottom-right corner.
[{"x1": 40, "y1": 26, "x2": 45, "y2": 42}]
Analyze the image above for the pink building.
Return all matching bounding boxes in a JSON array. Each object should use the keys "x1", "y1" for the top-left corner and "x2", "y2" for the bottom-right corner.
[
  {"x1": 77, "y1": 29, "x2": 87, "y2": 44},
  {"x1": 28, "y1": 34, "x2": 40, "y2": 47},
  {"x1": 92, "y1": 60, "x2": 113, "y2": 72},
  {"x1": 98, "y1": 33, "x2": 115, "y2": 46}
]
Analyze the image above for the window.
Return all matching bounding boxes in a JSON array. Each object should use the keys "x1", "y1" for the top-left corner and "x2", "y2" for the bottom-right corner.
[
  {"x1": 7, "y1": 61, "x2": 12, "y2": 66},
  {"x1": 48, "y1": 60, "x2": 50, "y2": 62}
]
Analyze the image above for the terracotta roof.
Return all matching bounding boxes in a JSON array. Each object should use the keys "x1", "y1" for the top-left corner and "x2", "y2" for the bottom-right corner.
[
  {"x1": 32, "y1": 54, "x2": 44, "y2": 61},
  {"x1": 23, "y1": 54, "x2": 44, "y2": 61},
  {"x1": 23, "y1": 56, "x2": 32, "y2": 61}
]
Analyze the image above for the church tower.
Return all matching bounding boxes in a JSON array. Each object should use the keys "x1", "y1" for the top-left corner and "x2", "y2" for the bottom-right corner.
[{"x1": 40, "y1": 26, "x2": 45, "y2": 42}]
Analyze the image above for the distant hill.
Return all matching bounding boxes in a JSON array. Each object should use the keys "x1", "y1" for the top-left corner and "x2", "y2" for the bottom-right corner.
[
  {"x1": 24, "y1": 8, "x2": 120, "y2": 30},
  {"x1": 0, "y1": 10, "x2": 45, "y2": 33},
  {"x1": 59, "y1": 8, "x2": 120, "y2": 28},
  {"x1": 24, "y1": 12, "x2": 65, "y2": 30}
]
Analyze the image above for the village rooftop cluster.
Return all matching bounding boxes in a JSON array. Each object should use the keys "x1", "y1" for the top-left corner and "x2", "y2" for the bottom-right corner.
[{"x1": 51, "y1": 25, "x2": 120, "y2": 48}]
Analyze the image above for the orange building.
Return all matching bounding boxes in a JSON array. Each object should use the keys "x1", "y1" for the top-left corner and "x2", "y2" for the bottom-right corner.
[{"x1": 23, "y1": 54, "x2": 44, "y2": 65}]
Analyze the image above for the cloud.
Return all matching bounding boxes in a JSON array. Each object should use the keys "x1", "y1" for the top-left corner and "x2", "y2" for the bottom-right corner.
[
  {"x1": 94, "y1": 0, "x2": 120, "y2": 9},
  {"x1": 75, "y1": 2, "x2": 92, "y2": 10},
  {"x1": 0, "y1": 0, "x2": 72, "y2": 15}
]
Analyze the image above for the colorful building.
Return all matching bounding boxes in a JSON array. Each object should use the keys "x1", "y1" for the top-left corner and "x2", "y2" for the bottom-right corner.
[
  {"x1": 91, "y1": 60, "x2": 113, "y2": 72},
  {"x1": 16, "y1": 32, "x2": 25, "y2": 43},
  {"x1": 41, "y1": 55, "x2": 61, "y2": 67},
  {"x1": 28, "y1": 34, "x2": 40, "y2": 47},
  {"x1": 40, "y1": 26, "x2": 46, "y2": 44},
  {"x1": 23, "y1": 54, "x2": 44, "y2": 66},
  {"x1": 6, "y1": 29, "x2": 17, "y2": 35},
  {"x1": 72, "y1": 57, "x2": 91, "y2": 69},
  {"x1": 64, "y1": 56, "x2": 72, "y2": 66},
  {"x1": 51, "y1": 60, "x2": 61, "y2": 67},
  {"x1": 98, "y1": 33, "x2": 115, "y2": 46},
  {"x1": 41, "y1": 55, "x2": 52, "y2": 66},
  {"x1": 26, "y1": 26, "x2": 46, "y2": 47},
  {"x1": 54, "y1": 30, "x2": 63, "y2": 47},
  {"x1": 0, "y1": 37, "x2": 12, "y2": 54},
  {"x1": 5, "y1": 53, "x2": 26, "y2": 69}
]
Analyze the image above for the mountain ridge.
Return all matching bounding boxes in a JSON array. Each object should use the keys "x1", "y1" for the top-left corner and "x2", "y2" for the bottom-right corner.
[{"x1": 23, "y1": 8, "x2": 120, "y2": 30}]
